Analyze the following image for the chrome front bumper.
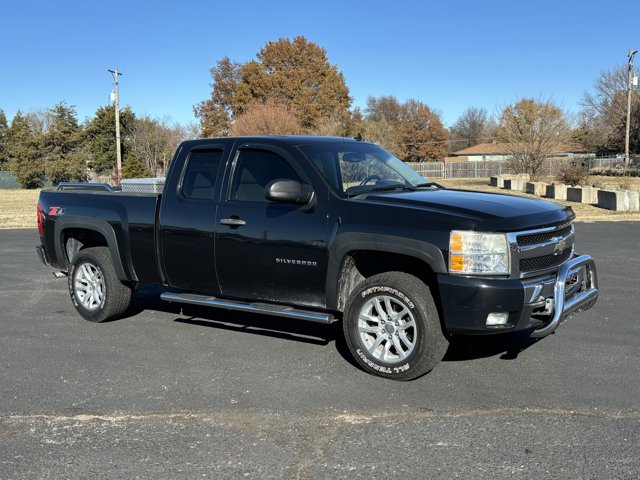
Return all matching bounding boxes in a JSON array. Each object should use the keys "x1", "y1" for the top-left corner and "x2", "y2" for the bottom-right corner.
[{"x1": 529, "y1": 254, "x2": 599, "y2": 338}]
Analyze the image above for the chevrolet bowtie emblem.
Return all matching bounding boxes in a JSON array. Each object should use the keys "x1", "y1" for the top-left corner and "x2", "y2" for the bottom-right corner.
[{"x1": 554, "y1": 238, "x2": 566, "y2": 254}]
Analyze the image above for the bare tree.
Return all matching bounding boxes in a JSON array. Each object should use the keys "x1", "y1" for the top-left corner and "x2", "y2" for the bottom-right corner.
[
  {"x1": 129, "y1": 116, "x2": 184, "y2": 176},
  {"x1": 449, "y1": 107, "x2": 495, "y2": 150},
  {"x1": 497, "y1": 99, "x2": 571, "y2": 179},
  {"x1": 25, "y1": 109, "x2": 54, "y2": 135},
  {"x1": 180, "y1": 122, "x2": 201, "y2": 141},
  {"x1": 581, "y1": 65, "x2": 640, "y2": 153},
  {"x1": 229, "y1": 101, "x2": 303, "y2": 136}
]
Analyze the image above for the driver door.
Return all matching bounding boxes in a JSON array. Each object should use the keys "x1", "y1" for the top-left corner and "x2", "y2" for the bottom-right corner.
[{"x1": 215, "y1": 146, "x2": 329, "y2": 308}]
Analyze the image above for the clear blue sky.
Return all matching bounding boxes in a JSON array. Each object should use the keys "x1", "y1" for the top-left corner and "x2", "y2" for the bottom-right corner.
[{"x1": 1, "y1": 0, "x2": 638, "y2": 128}]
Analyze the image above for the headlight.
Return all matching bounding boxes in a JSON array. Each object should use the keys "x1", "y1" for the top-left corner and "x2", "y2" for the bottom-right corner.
[{"x1": 449, "y1": 231, "x2": 510, "y2": 275}]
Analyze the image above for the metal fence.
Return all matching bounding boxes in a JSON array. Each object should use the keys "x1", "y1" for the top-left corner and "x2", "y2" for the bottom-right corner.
[
  {"x1": 0, "y1": 171, "x2": 22, "y2": 189},
  {"x1": 0, "y1": 171, "x2": 53, "y2": 189},
  {"x1": 407, "y1": 161, "x2": 508, "y2": 179},
  {"x1": 406, "y1": 156, "x2": 626, "y2": 179}
]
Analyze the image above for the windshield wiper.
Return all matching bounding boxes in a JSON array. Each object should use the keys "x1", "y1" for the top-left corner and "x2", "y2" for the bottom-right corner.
[
  {"x1": 361, "y1": 182, "x2": 443, "y2": 194},
  {"x1": 368, "y1": 184, "x2": 418, "y2": 193},
  {"x1": 346, "y1": 183, "x2": 417, "y2": 196},
  {"x1": 414, "y1": 182, "x2": 443, "y2": 189}
]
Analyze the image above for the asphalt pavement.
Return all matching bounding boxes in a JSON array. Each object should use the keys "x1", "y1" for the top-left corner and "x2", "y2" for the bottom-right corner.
[{"x1": 0, "y1": 224, "x2": 638, "y2": 479}]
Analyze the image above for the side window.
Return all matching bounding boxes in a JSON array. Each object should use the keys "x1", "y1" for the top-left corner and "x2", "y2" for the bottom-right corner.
[
  {"x1": 181, "y1": 149, "x2": 224, "y2": 200},
  {"x1": 307, "y1": 151, "x2": 340, "y2": 191},
  {"x1": 231, "y1": 149, "x2": 303, "y2": 202}
]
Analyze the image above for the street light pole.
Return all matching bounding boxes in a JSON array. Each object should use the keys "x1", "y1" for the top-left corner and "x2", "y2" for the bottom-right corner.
[
  {"x1": 108, "y1": 68, "x2": 123, "y2": 184},
  {"x1": 625, "y1": 49, "x2": 637, "y2": 165}
]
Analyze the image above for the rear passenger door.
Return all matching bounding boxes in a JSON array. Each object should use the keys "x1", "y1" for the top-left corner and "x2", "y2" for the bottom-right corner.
[
  {"x1": 215, "y1": 145, "x2": 329, "y2": 308},
  {"x1": 159, "y1": 144, "x2": 229, "y2": 293}
]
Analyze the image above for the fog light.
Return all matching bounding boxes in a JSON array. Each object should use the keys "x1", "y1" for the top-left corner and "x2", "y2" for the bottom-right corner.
[{"x1": 486, "y1": 312, "x2": 509, "y2": 326}]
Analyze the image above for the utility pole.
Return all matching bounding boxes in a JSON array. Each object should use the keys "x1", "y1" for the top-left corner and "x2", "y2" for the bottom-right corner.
[
  {"x1": 108, "y1": 68, "x2": 123, "y2": 184},
  {"x1": 625, "y1": 49, "x2": 637, "y2": 165}
]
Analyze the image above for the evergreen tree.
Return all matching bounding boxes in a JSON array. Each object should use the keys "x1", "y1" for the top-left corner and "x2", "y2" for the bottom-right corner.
[
  {"x1": 84, "y1": 105, "x2": 135, "y2": 173},
  {"x1": 0, "y1": 109, "x2": 8, "y2": 169},
  {"x1": 43, "y1": 102, "x2": 87, "y2": 183},
  {"x1": 7, "y1": 111, "x2": 43, "y2": 188},
  {"x1": 122, "y1": 153, "x2": 151, "y2": 178}
]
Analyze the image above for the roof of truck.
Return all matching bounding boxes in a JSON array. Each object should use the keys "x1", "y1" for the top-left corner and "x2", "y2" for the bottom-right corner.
[{"x1": 182, "y1": 135, "x2": 365, "y2": 146}]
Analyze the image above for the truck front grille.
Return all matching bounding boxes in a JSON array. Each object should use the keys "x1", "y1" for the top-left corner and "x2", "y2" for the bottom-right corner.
[
  {"x1": 519, "y1": 248, "x2": 573, "y2": 273},
  {"x1": 517, "y1": 225, "x2": 572, "y2": 247},
  {"x1": 507, "y1": 222, "x2": 575, "y2": 278}
]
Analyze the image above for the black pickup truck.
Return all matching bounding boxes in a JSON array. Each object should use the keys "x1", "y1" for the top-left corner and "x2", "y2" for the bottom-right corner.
[{"x1": 36, "y1": 136, "x2": 599, "y2": 380}]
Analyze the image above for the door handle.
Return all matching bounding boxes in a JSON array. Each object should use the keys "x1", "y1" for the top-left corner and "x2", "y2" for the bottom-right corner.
[{"x1": 220, "y1": 217, "x2": 247, "y2": 227}]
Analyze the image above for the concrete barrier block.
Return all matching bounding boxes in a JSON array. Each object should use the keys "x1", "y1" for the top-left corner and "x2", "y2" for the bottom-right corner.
[
  {"x1": 583, "y1": 186, "x2": 600, "y2": 204},
  {"x1": 497, "y1": 174, "x2": 513, "y2": 189},
  {"x1": 629, "y1": 190, "x2": 640, "y2": 212},
  {"x1": 566, "y1": 187, "x2": 580, "y2": 202},
  {"x1": 546, "y1": 184, "x2": 568, "y2": 200},
  {"x1": 526, "y1": 182, "x2": 547, "y2": 196},
  {"x1": 567, "y1": 186, "x2": 599, "y2": 204},
  {"x1": 598, "y1": 190, "x2": 640, "y2": 211},
  {"x1": 597, "y1": 190, "x2": 625, "y2": 211},
  {"x1": 504, "y1": 178, "x2": 524, "y2": 191}
]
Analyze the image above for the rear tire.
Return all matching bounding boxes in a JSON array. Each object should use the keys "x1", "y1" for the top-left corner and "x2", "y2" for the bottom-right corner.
[
  {"x1": 68, "y1": 247, "x2": 132, "y2": 323},
  {"x1": 343, "y1": 271, "x2": 448, "y2": 381}
]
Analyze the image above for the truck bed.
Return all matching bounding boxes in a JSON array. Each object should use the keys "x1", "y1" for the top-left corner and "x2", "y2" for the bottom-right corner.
[{"x1": 38, "y1": 189, "x2": 162, "y2": 284}]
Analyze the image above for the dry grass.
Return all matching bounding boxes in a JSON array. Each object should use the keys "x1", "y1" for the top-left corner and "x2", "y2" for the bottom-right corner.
[
  {"x1": 438, "y1": 177, "x2": 640, "y2": 222},
  {"x1": 0, "y1": 189, "x2": 40, "y2": 229},
  {"x1": 586, "y1": 175, "x2": 640, "y2": 192}
]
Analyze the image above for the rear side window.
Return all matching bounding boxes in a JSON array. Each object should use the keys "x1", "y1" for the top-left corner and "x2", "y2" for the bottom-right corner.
[
  {"x1": 230, "y1": 149, "x2": 302, "y2": 202},
  {"x1": 181, "y1": 149, "x2": 224, "y2": 200}
]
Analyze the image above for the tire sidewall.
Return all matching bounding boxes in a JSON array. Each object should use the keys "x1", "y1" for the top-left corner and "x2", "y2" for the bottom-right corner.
[
  {"x1": 345, "y1": 281, "x2": 430, "y2": 378},
  {"x1": 68, "y1": 251, "x2": 109, "y2": 322}
]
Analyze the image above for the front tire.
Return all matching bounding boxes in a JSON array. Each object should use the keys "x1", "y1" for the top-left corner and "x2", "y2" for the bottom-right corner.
[
  {"x1": 68, "y1": 247, "x2": 132, "y2": 323},
  {"x1": 343, "y1": 272, "x2": 448, "y2": 381}
]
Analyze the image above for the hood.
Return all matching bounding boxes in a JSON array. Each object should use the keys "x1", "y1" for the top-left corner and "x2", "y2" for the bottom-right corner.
[{"x1": 362, "y1": 189, "x2": 575, "y2": 231}]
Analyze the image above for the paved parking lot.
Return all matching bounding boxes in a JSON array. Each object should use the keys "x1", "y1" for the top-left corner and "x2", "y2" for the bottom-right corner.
[{"x1": 1, "y1": 224, "x2": 638, "y2": 479}]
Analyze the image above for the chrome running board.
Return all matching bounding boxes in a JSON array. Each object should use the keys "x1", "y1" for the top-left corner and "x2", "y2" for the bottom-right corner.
[{"x1": 160, "y1": 292, "x2": 336, "y2": 324}]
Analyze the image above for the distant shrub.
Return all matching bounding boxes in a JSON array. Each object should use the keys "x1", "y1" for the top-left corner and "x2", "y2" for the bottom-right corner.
[
  {"x1": 122, "y1": 155, "x2": 151, "y2": 179},
  {"x1": 598, "y1": 169, "x2": 640, "y2": 178},
  {"x1": 556, "y1": 161, "x2": 589, "y2": 186}
]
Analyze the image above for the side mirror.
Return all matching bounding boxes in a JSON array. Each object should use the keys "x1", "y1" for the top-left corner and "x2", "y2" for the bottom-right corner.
[{"x1": 265, "y1": 179, "x2": 315, "y2": 205}]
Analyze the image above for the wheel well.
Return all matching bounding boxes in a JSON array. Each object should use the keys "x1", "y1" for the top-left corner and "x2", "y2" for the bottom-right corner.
[
  {"x1": 63, "y1": 228, "x2": 108, "y2": 266},
  {"x1": 336, "y1": 250, "x2": 437, "y2": 311}
]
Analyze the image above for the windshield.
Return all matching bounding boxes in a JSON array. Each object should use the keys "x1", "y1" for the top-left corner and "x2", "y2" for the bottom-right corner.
[{"x1": 298, "y1": 142, "x2": 429, "y2": 195}]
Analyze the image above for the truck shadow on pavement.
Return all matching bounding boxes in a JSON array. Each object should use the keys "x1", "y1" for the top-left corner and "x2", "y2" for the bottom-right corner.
[
  {"x1": 128, "y1": 285, "x2": 542, "y2": 366},
  {"x1": 442, "y1": 332, "x2": 540, "y2": 361}
]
